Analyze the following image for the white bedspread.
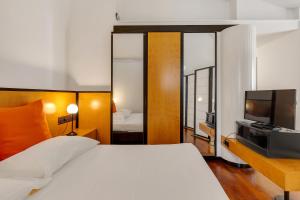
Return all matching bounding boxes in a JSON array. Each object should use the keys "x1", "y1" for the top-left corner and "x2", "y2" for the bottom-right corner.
[
  {"x1": 27, "y1": 144, "x2": 228, "y2": 200},
  {"x1": 113, "y1": 113, "x2": 143, "y2": 132}
]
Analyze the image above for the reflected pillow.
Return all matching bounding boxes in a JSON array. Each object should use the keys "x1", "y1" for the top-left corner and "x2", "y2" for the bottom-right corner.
[
  {"x1": 112, "y1": 101, "x2": 117, "y2": 113},
  {"x1": 120, "y1": 109, "x2": 132, "y2": 118},
  {"x1": 113, "y1": 112, "x2": 126, "y2": 121}
]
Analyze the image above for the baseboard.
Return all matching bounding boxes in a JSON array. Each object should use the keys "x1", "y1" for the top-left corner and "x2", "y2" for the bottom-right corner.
[{"x1": 205, "y1": 156, "x2": 251, "y2": 169}]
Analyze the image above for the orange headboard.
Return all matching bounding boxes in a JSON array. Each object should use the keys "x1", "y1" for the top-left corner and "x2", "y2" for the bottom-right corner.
[
  {"x1": 0, "y1": 89, "x2": 111, "y2": 143},
  {"x1": 0, "y1": 90, "x2": 76, "y2": 137},
  {"x1": 78, "y1": 92, "x2": 111, "y2": 144}
]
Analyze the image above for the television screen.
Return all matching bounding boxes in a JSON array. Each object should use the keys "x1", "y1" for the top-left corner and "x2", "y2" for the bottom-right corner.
[
  {"x1": 245, "y1": 91, "x2": 273, "y2": 124},
  {"x1": 244, "y1": 90, "x2": 296, "y2": 129}
]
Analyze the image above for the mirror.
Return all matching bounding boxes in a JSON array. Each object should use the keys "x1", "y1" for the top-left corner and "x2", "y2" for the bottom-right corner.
[
  {"x1": 183, "y1": 33, "x2": 216, "y2": 156},
  {"x1": 112, "y1": 34, "x2": 145, "y2": 144}
]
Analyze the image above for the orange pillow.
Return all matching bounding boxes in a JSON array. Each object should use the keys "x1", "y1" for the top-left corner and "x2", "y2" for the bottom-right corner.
[
  {"x1": 0, "y1": 100, "x2": 52, "y2": 160},
  {"x1": 112, "y1": 101, "x2": 117, "y2": 113}
]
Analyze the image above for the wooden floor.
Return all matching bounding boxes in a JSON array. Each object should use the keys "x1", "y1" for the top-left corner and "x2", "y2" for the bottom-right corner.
[
  {"x1": 185, "y1": 129, "x2": 300, "y2": 200},
  {"x1": 208, "y1": 159, "x2": 279, "y2": 200},
  {"x1": 184, "y1": 128, "x2": 215, "y2": 156}
]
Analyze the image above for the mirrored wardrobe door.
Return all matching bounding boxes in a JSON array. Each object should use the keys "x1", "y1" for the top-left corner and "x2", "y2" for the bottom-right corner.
[
  {"x1": 195, "y1": 68, "x2": 210, "y2": 137},
  {"x1": 183, "y1": 33, "x2": 216, "y2": 156},
  {"x1": 112, "y1": 34, "x2": 145, "y2": 144},
  {"x1": 184, "y1": 74, "x2": 195, "y2": 129},
  {"x1": 194, "y1": 67, "x2": 216, "y2": 156}
]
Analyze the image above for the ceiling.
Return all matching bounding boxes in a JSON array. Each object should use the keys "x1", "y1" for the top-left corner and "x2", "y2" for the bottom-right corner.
[{"x1": 264, "y1": 0, "x2": 300, "y2": 8}]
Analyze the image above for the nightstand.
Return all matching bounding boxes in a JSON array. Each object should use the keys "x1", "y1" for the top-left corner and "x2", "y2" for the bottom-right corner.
[{"x1": 66, "y1": 128, "x2": 98, "y2": 140}]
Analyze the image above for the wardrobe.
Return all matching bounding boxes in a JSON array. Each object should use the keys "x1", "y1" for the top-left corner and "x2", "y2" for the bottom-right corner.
[
  {"x1": 111, "y1": 25, "x2": 251, "y2": 146},
  {"x1": 112, "y1": 31, "x2": 182, "y2": 145}
]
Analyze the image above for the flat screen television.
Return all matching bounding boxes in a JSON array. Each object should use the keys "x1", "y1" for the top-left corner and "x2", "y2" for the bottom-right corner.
[{"x1": 245, "y1": 90, "x2": 296, "y2": 129}]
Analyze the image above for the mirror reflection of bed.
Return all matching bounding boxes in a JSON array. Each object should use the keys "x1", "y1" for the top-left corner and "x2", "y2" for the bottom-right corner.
[
  {"x1": 113, "y1": 108, "x2": 144, "y2": 144},
  {"x1": 112, "y1": 34, "x2": 145, "y2": 144},
  {"x1": 183, "y1": 33, "x2": 217, "y2": 157}
]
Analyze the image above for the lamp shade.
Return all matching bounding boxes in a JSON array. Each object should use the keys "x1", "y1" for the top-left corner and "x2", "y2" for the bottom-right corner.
[{"x1": 67, "y1": 104, "x2": 78, "y2": 114}]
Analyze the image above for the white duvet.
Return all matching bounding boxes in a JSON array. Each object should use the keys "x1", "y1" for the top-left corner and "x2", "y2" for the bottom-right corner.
[
  {"x1": 27, "y1": 144, "x2": 228, "y2": 200},
  {"x1": 113, "y1": 113, "x2": 144, "y2": 132}
]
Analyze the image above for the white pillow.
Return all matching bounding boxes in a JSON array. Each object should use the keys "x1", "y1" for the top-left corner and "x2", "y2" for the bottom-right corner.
[
  {"x1": 120, "y1": 109, "x2": 132, "y2": 119},
  {"x1": 113, "y1": 112, "x2": 126, "y2": 121},
  {"x1": 0, "y1": 178, "x2": 35, "y2": 200},
  {"x1": 0, "y1": 136, "x2": 99, "y2": 179},
  {"x1": 12, "y1": 177, "x2": 52, "y2": 190}
]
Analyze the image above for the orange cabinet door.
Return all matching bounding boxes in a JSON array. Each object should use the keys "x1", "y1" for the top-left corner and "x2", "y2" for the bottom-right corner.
[{"x1": 147, "y1": 32, "x2": 181, "y2": 144}]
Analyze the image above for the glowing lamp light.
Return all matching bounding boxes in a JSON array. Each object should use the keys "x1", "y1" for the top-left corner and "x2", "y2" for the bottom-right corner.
[
  {"x1": 113, "y1": 97, "x2": 120, "y2": 104},
  {"x1": 66, "y1": 104, "x2": 78, "y2": 136},
  {"x1": 44, "y1": 103, "x2": 56, "y2": 114},
  {"x1": 67, "y1": 104, "x2": 78, "y2": 114},
  {"x1": 246, "y1": 102, "x2": 253, "y2": 111},
  {"x1": 197, "y1": 97, "x2": 203, "y2": 102},
  {"x1": 91, "y1": 100, "x2": 101, "y2": 110}
]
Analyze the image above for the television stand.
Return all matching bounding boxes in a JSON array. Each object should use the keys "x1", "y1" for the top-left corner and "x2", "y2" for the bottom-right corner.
[
  {"x1": 237, "y1": 121, "x2": 300, "y2": 158},
  {"x1": 223, "y1": 135, "x2": 300, "y2": 200},
  {"x1": 250, "y1": 122, "x2": 275, "y2": 130}
]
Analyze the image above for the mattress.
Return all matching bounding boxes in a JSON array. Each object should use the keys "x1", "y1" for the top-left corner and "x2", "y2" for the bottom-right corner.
[
  {"x1": 113, "y1": 113, "x2": 143, "y2": 132},
  {"x1": 27, "y1": 144, "x2": 228, "y2": 200}
]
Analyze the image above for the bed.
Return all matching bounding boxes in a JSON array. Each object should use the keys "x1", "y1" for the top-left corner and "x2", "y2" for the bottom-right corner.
[
  {"x1": 0, "y1": 99, "x2": 227, "y2": 200},
  {"x1": 113, "y1": 112, "x2": 144, "y2": 144},
  {"x1": 113, "y1": 113, "x2": 144, "y2": 132},
  {"x1": 26, "y1": 144, "x2": 228, "y2": 200}
]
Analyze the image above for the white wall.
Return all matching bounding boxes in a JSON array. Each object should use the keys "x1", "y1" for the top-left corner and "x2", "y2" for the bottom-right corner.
[
  {"x1": 1, "y1": 0, "x2": 298, "y2": 91},
  {"x1": 0, "y1": 0, "x2": 70, "y2": 90},
  {"x1": 184, "y1": 33, "x2": 215, "y2": 75},
  {"x1": 113, "y1": 60, "x2": 144, "y2": 112},
  {"x1": 0, "y1": 0, "x2": 115, "y2": 90},
  {"x1": 287, "y1": 8, "x2": 300, "y2": 19},
  {"x1": 116, "y1": 0, "x2": 231, "y2": 22},
  {"x1": 257, "y1": 30, "x2": 300, "y2": 130},
  {"x1": 113, "y1": 34, "x2": 144, "y2": 59},
  {"x1": 219, "y1": 25, "x2": 256, "y2": 161},
  {"x1": 113, "y1": 34, "x2": 144, "y2": 112},
  {"x1": 66, "y1": 0, "x2": 116, "y2": 91},
  {"x1": 237, "y1": 0, "x2": 295, "y2": 20},
  {"x1": 116, "y1": 0, "x2": 299, "y2": 22}
]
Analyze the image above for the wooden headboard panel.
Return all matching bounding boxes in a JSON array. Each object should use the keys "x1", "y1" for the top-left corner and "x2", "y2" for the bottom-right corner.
[
  {"x1": 78, "y1": 92, "x2": 111, "y2": 144},
  {"x1": 0, "y1": 90, "x2": 76, "y2": 137}
]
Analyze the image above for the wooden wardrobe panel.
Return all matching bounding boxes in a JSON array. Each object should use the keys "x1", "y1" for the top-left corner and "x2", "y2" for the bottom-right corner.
[
  {"x1": 78, "y1": 93, "x2": 111, "y2": 144},
  {"x1": 148, "y1": 32, "x2": 181, "y2": 144}
]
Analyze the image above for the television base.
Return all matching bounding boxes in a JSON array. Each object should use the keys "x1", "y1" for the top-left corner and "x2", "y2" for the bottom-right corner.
[
  {"x1": 250, "y1": 122, "x2": 276, "y2": 130},
  {"x1": 237, "y1": 121, "x2": 300, "y2": 159}
]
